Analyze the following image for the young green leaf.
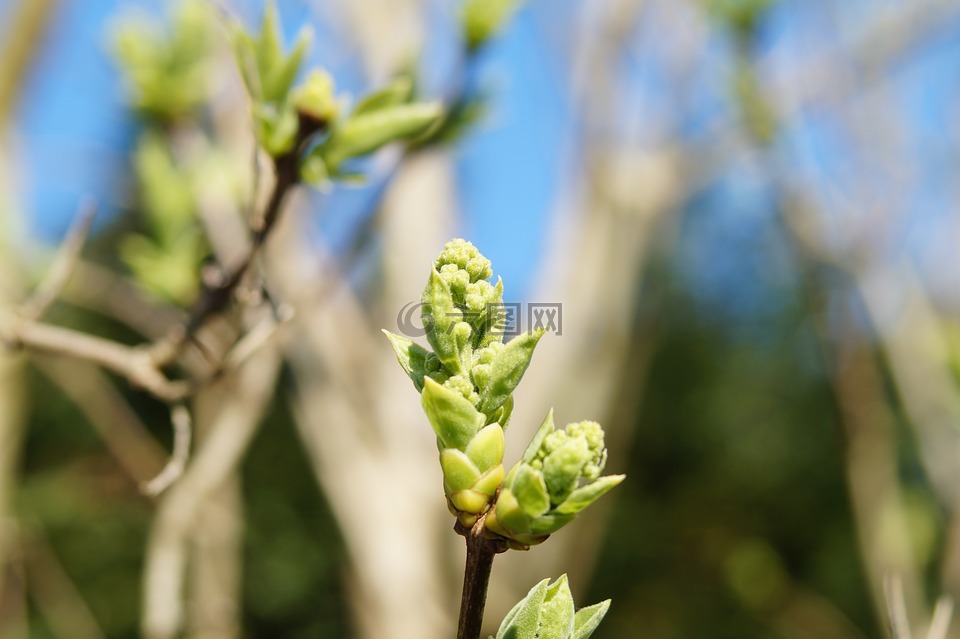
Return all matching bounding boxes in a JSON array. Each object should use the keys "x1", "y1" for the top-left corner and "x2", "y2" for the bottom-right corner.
[
  {"x1": 555, "y1": 475, "x2": 625, "y2": 515},
  {"x1": 421, "y1": 378, "x2": 485, "y2": 451},
  {"x1": 382, "y1": 330, "x2": 429, "y2": 391},
  {"x1": 571, "y1": 600, "x2": 611, "y2": 639},
  {"x1": 494, "y1": 578, "x2": 550, "y2": 639},
  {"x1": 353, "y1": 76, "x2": 413, "y2": 115},
  {"x1": 320, "y1": 102, "x2": 443, "y2": 170},
  {"x1": 537, "y1": 575, "x2": 576, "y2": 639},
  {"x1": 477, "y1": 328, "x2": 545, "y2": 416}
]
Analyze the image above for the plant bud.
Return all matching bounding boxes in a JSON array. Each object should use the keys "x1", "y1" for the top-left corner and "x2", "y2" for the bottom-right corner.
[{"x1": 484, "y1": 410, "x2": 624, "y2": 548}]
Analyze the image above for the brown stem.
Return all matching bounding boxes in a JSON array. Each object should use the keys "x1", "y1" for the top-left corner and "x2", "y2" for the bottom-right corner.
[{"x1": 457, "y1": 517, "x2": 506, "y2": 639}]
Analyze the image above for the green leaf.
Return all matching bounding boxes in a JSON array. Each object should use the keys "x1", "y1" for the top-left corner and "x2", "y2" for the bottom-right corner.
[
  {"x1": 554, "y1": 475, "x2": 625, "y2": 515},
  {"x1": 493, "y1": 488, "x2": 530, "y2": 536},
  {"x1": 462, "y1": 0, "x2": 520, "y2": 51},
  {"x1": 300, "y1": 152, "x2": 330, "y2": 188},
  {"x1": 381, "y1": 330, "x2": 429, "y2": 391},
  {"x1": 512, "y1": 465, "x2": 550, "y2": 518},
  {"x1": 473, "y1": 464, "x2": 504, "y2": 496},
  {"x1": 465, "y1": 424, "x2": 504, "y2": 472},
  {"x1": 528, "y1": 512, "x2": 575, "y2": 535},
  {"x1": 537, "y1": 575, "x2": 575, "y2": 639},
  {"x1": 440, "y1": 449, "x2": 480, "y2": 493},
  {"x1": 477, "y1": 328, "x2": 545, "y2": 416},
  {"x1": 495, "y1": 578, "x2": 550, "y2": 639},
  {"x1": 256, "y1": 1, "x2": 283, "y2": 99},
  {"x1": 422, "y1": 269, "x2": 462, "y2": 373},
  {"x1": 421, "y1": 378, "x2": 485, "y2": 451},
  {"x1": 321, "y1": 102, "x2": 442, "y2": 169},
  {"x1": 267, "y1": 27, "x2": 311, "y2": 103},
  {"x1": 353, "y1": 76, "x2": 413, "y2": 115},
  {"x1": 521, "y1": 409, "x2": 555, "y2": 464},
  {"x1": 571, "y1": 600, "x2": 611, "y2": 639}
]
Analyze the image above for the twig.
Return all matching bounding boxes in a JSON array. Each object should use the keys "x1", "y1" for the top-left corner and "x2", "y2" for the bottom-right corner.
[
  {"x1": 21, "y1": 201, "x2": 96, "y2": 321},
  {"x1": 22, "y1": 524, "x2": 106, "y2": 639},
  {"x1": 34, "y1": 357, "x2": 166, "y2": 483},
  {"x1": 456, "y1": 516, "x2": 507, "y2": 639},
  {"x1": 926, "y1": 596, "x2": 954, "y2": 639},
  {"x1": 142, "y1": 405, "x2": 193, "y2": 497},
  {"x1": 0, "y1": 317, "x2": 190, "y2": 402},
  {"x1": 884, "y1": 573, "x2": 914, "y2": 639}
]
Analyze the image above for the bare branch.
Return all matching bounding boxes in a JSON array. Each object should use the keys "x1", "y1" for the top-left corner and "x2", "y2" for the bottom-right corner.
[
  {"x1": 21, "y1": 201, "x2": 96, "y2": 321},
  {"x1": 884, "y1": 573, "x2": 914, "y2": 639},
  {"x1": 142, "y1": 405, "x2": 193, "y2": 497},
  {"x1": 34, "y1": 357, "x2": 166, "y2": 483},
  {"x1": 926, "y1": 596, "x2": 954, "y2": 639},
  {"x1": 0, "y1": 317, "x2": 190, "y2": 402}
]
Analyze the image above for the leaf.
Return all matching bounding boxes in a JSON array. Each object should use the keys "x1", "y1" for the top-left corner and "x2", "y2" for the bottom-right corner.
[
  {"x1": 421, "y1": 269, "x2": 462, "y2": 373},
  {"x1": 353, "y1": 76, "x2": 413, "y2": 115},
  {"x1": 256, "y1": 1, "x2": 283, "y2": 99},
  {"x1": 321, "y1": 102, "x2": 442, "y2": 169},
  {"x1": 477, "y1": 329, "x2": 545, "y2": 416},
  {"x1": 421, "y1": 378, "x2": 485, "y2": 451},
  {"x1": 300, "y1": 152, "x2": 330, "y2": 188},
  {"x1": 554, "y1": 475, "x2": 625, "y2": 515},
  {"x1": 511, "y1": 465, "x2": 549, "y2": 518},
  {"x1": 571, "y1": 600, "x2": 611, "y2": 639},
  {"x1": 521, "y1": 409, "x2": 555, "y2": 464},
  {"x1": 527, "y1": 512, "x2": 575, "y2": 535},
  {"x1": 536, "y1": 575, "x2": 575, "y2": 639},
  {"x1": 495, "y1": 578, "x2": 550, "y2": 639},
  {"x1": 267, "y1": 27, "x2": 311, "y2": 103},
  {"x1": 381, "y1": 330, "x2": 428, "y2": 391},
  {"x1": 440, "y1": 449, "x2": 480, "y2": 493},
  {"x1": 465, "y1": 424, "x2": 504, "y2": 472}
]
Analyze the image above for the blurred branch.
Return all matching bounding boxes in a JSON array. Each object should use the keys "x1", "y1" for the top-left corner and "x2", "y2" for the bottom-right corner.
[
  {"x1": 61, "y1": 260, "x2": 182, "y2": 339},
  {"x1": 0, "y1": 525, "x2": 28, "y2": 639},
  {"x1": 20, "y1": 202, "x2": 96, "y2": 321},
  {"x1": 0, "y1": 0, "x2": 58, "y2": 126},
  {"x1": 141, "y1": 404, "x2": 192, "y2": 497},
  {"x1": 886, "y1": 573, "x2": 914, "y2": 639},
  {"x1": 23, "y1": 525, "x2": 106, "y2": 639},
  {"x1": 1, "y1": 318, "x2": 191, "y2": 402},
  {"x1": 142, "y1": 347, "x2": 279, "y2": 639},
  {"x1": 34, "y1": 357, "x2": 166, "y2": 484}
]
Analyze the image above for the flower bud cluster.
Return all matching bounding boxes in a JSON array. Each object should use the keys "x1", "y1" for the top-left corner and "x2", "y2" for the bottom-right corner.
[
  {"x1": 384, "y1": 239, "x2": 622, "y2": 541},
  {"x1": 384, "y1": 240, "x2": 544, "y2": 525},
  {"x1": 484, "y1": 411, "x2": 624, "y2": 548}
]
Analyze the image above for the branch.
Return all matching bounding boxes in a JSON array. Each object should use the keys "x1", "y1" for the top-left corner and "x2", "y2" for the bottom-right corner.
[
  {"x1": 1, "y1": 317, "x2": 190, "y2": 402},
  {"x1": 141, "y1": 404, "x2": 193, "y2": 497},
  {"x1": 21, "y1": 201, "x2": 96, "y2": 321},
  {"x1": 456, "y1": 516, "x2": 507, "y2": 639}
]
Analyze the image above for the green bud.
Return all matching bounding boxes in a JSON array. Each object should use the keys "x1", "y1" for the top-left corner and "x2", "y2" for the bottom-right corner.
[
  {"x1": 293, "y1": 70, "x2": 339, "y2": 124},
  {"x1": 421, "y1": 378, "x2": 506, "y2": 524},
  {"x1": 384, "y1": 239, "x2": 557, "y2": 528},
  {"x1": 485, "y1": 411, "x2": 623, "y2": 547},
  {"x1": 493, "y1": 575, "x2": 611, "y2": 639}
]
